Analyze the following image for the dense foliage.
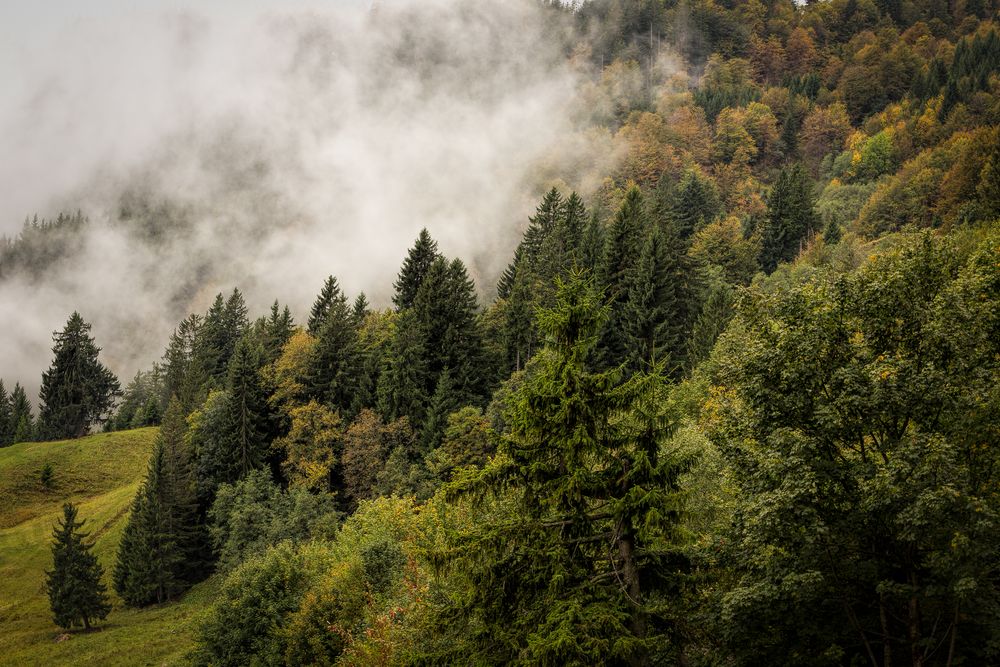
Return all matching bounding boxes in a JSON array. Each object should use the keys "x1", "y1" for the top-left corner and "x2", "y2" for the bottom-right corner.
[{"x1": 11, "y1": 0, "x2": 1000, "y2": 663}]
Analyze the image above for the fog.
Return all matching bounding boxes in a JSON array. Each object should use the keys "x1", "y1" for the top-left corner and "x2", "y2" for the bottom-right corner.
[{"x1": 0, "y1": 0, "x2": 604, "y2": 399}]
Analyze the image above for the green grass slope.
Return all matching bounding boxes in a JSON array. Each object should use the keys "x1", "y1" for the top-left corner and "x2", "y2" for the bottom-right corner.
[{"x1": 0, "y1": 429, "x2": 216, "y2": 666}]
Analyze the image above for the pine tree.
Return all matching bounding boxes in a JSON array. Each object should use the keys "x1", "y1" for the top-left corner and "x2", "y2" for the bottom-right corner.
[
  {"x1": 496, "y1": 245, "x2": 523, "y2": 300},
  {"x1": 10, "y1": 382, "x2": 33, "y2": 444},
  {"x1": 503, "y1": 263, "x2": 540, "y2": 373},
  {"x1": 308, "y1": 276, "x2": 340, "y2": 335},
  {"x1": 622, "y1": 227, "x2": 680, "y2": 374},
  {"x1": 413, "y1": 257, "x2": 487, "y2": 405},
  {"x1": 114, "y1": 398, "x2": 204, "y2": 606},
  {"x1": 686, "y1": 276, "x2": 734, "y2": 366},
  {"x1": 225, "y1": 336, "x2": 270, "y2": 479},
  {"x1": 581, "y1": 210, "x2": 606, "y2": 271},
  {"x1": 668, "y1": 168, "x2": 720, "y2": 241},
  {"x1": 393, "y1": 228, "x2": 441, "y2": 311},
  {"x1": 561, "y1": 191, "x2": 587, "y2": 260},
  {"x1": 420, "y1": 368, "x2": 459, "y2": 452},
  {"x1": 438, "y1": 272, "x2": 688, "y2": 664},
  {"x1": 45, "y1": 503, "x2": 111, "y2": 630},
  {"x1": 162, "y1": 314, "x2": 202, "y2": 414},
  {"x1": 760, "y1": 163, "x2": 818, "y2": 272},
  {"x1": 0, "y1": 380, "x2": 11, "y2": 446},
  {"x1": 38, "y1": 312, "x2": 120, "y2": 440},
  {"x1": 377, "y1": 310, "x2": 429, "y2": 423},
  {"x1": 595, "y1": 185, "x2": 647, "y2": 368},
  {"x1": 258, "y1": 301, "x2": 295, "y2": 363},
  {"x1": 309, "y1": 278, "x2": 362, "y2": 413},
  {"x1": 352, "y1": 293, "x2": 370, "y2": 325},
  {"x1": 194, "y1": 291, "x2": 248, "y2": 388}
]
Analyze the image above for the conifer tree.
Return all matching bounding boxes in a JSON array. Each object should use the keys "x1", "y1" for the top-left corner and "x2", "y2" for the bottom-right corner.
[
  {"x1": 38, "y1": 312, "x2": 120, "y2": 440},
  {"x1": 162, "y1": 314, "x2": 202, "y2": 414},
  {"x1": 686, "y1": 275, "x2": 734, "y2": 366},
  {"x1": 667, "y1": 168, "x2": 720, "y2": 241},
  {"x1": 622, "y1": 227, "x2": 680, "y2": 374},
  {"x1": 377, "y1": 310, "x2": 429, "y2": 423},
  {"x1": 502, "y1": 266, "x2": 536, "y2": 372},
  {"x1": 580, "y1": 210, "x2": 606, "y2": 270},
  {"x1": 257, "y1": 301, "x2": 295, "y2": 363},
  {"x1": 225, "y1": 336, "x2": 270, "y2": 479},
  {"x1": 495, "y1": 245, "x2": 523, "y2": 300},
  {"x1": 194, "y1": 290, "x2": 248, "y2": 388},
  {"x1": 595, "y1": 185, "x2": 647, "y2": 368},
  {"x1": 420, "y1": 368, "x2": 459, "y2": 451},
  {"x1": 392, "y1": 228, "x2": 440, "y2": 311},
  {"x1": 307, "y1": 276, "x2": 340, "y2": 335},
  {"x1": 439, "y1": 273, "x2": 688, "y2": 665},
  {"x1": 351, "y1": 292, "x2": 370, "y2": 325},
  {"x1": 520, "y1": 188, "x2": 564, "y2": 269},
  {"x1": 45, "y1": 503, "x2": 111, "y2": 630},
  {"x1": 0, "y1": 380, "x2": 10, "y2": 446},
  {"x1": 309, "y1": 278, "x2": 362, "y2": 413},
  {"x1": 760, "y1": 163, "x2": 818, "y2": 272},
  {"x1": 561, "y1": 191, "x2": 587, "y2": 260},
  {"x1": 114, "y1": 397, "x2": 204, "y2": 606},
  {"x1": 413, "y1": 258, "x2": 487, "y2": 405},
  {"x1": 10, "y1": 382, "x2": 33, "y2": 444}
]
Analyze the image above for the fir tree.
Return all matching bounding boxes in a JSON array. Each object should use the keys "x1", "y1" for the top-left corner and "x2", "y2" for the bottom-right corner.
[
  {"x1": 377, "y1": 310, "x2": 429, "y2": 423},
  {"x1": 495, "y1": 245, "x2": 523, "y2": 300},
  {"x1": 392, "y1": 228, "x2": 440, "y2": 311},
  {"x1": 622, "y1": 227, "x2": 682, "y2": 374},
  {"x1": 225, "y1": 336, "x2": 270, "y2": 479},
  {"x1": 438, "y1": 272, "x2": 689, "y2": 665},
  {"x1": 38, "y1": 312, "x2": 120, "y2": 440},
  {"x1": 760, "y1": 163, "x2": 818, "y2": 272},
  {"x1": 10, "y1": 382, "x2": 33, "y2": 444},
  {"x1": 308, "y1": 276, "x2": 340, "y2": 335},
  {"x1": 668, "y1": 168, "x2": 720, "y2": 241},
  {"x1": 114, "y1": 397, "x2": 205, "y2": 606},
  {"x1": 194, "y1": 290, "x2": 248, "y2": 388},
  {"x1": 420, "y1": 368, "x2": 459, "y2": 452},
  {"x1": 162, "y1": 314, "x2": 202, "y2": 414},
  {"x1": 520, "y1": 187, "x2": 564, "y2": 270},
  {"x1": 0, "y1": 380, "x2": 10, "y2": 446},
  {"x1": 45, "y1": 503, "x2": 111, "y2": 630},
  {"x1": 561, "y1": 191, "x2": 587, "y2": 260},
  {"x1": 686, "y1": 275, "x2": 734, "y2": 366},
  {"x1": 352, "y1": 293, "x2": 370, "y2": 325},
  {"x1": 309, "y1": 278, "x2": 362, "y2": 413},
  {"x1": 580, "y1": 210, "x2": 606, "y2": 270},
  {"x1": 258, "y1": 301, "x2": 295, "y2": 363}
]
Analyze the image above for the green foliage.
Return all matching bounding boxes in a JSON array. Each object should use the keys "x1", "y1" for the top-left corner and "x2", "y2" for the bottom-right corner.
[
  {"x1": 308, "y1": 277, "x2": 363, "y2": 414},
  {"x1": 39, "y1": 462, "x2": 54, "y2": 489},
  {"x1": 113, "y1": 398, "x2": 206, "y2": 607},
  {"x1": 207, "y1": 469, "x2": 339, "y2": 572},
  {"x1": 759, "y1": 163, "x2": 818, "y2": 272},
  {"x1": 707, "y1": 229, "x2": 1000, "y2": 664},
  {"x1": 45, "y1": 503, "x2": 111, "y2": 630},
  {"x1": 435, "y1": 272, "x2": 690, "y2": 665},
  {"x1": 38, "y1": 312, "x2": 121, "y2": 440},
  {"x1": 392, "y1": 228, "x2": 441, "y2": 311}
]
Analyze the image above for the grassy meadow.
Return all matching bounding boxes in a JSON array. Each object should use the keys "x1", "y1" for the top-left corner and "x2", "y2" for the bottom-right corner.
[{"x1": 0, "y1": 429, "x2": 216, "y2": 666}]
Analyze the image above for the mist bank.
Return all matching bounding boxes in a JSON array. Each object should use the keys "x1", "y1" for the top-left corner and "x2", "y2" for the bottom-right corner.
[{"x1": 0, "y1": 0, "x2": 617, "y2": 398}]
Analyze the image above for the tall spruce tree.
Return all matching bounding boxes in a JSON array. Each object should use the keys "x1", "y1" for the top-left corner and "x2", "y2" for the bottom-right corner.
[
  {"x1": 45, "y1": 503, "x2": 111, "y2": 630},
  {"x1": 377, "y1": 310, "x2": 429, "y2": 423},
  {"x1": 114, "y1": 397, "x2": 204, "y2": 606},
  {"x1": 257, "y1": 301, "x2": 295, "y2": 364},
  {"x1": 581, "y1": 210, "x2": 606, "y2": 271},
  {"x1": 420, "y1": 368, "x2": 459, "y2": 452},
  {"x1": 161, "y1": 314, "x2": 202, "y2": 414},
  {"x1": 594, "y1": 185, "x2": 647, "y2": 368},
  {"x1": 225, "y1": 336, "x2": 270, "y2": 479},
  {"x1": 438, "y1": 273, "x2": 689, "y2": 665},
  {"x1": 194, "y1": 290, "x2": 248, "y2": 388},
  {"x1": 307, "y1": 276, "x2": 340, "y2": 335},
  {"x1": 0, "y1": 380, "x2": 10, "y2": 446},
  {"x1": 760, "y1": 163, "x2": 818, "y2": 272},
  {"x1": 309, "y1": 278, "x2": 362, "y2": 413},
  {"x1": 393, "y1": 228, "x2": 440, "y2": 311},
  {"x1": 622, "y1": 227, "x2": 680, "y2": 374},
  {"x1": 351, "y1": 293, "x2": 370, "y2": 325},
  {"x1": 11, "y1": 382, "x2": 33, "y2": 443},
  {"x1": 38, "y1": 312, "x2": 120, "y2": 440}
]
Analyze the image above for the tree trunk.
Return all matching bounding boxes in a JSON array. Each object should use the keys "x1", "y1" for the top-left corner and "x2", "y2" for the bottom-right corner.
[
  {"x1": 908, "y1": 573, "x2": 923, "y2": 667},
  {"x1": 618, "y1": 528, "x2": 649, "y2": 667}
]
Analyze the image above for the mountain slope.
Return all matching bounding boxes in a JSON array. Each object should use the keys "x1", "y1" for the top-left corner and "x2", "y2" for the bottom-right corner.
[{"x1": 0, "y1": 429, "x2": 216, "y2": 666}]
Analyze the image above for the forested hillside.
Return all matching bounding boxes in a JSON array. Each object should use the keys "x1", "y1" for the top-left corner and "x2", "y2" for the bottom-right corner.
[{"x1": 2, "y1": 0, "x2": 999, "y2": 665}]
